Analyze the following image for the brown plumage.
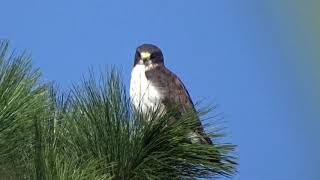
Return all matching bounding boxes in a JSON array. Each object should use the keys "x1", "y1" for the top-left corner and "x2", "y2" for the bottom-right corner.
[{"x1": 145, "y1": 64, "x2": 212, "y2": 144}]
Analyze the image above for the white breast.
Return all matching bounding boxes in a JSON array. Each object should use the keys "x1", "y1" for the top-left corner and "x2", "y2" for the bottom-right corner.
[{"x1": 130, "y1": 65, "x2": 162, "y2": 113}]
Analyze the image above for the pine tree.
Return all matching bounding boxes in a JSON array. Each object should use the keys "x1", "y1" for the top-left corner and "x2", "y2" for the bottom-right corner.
[{"x1": 0, "y1": 41, "x2": 237, "y2": 179}]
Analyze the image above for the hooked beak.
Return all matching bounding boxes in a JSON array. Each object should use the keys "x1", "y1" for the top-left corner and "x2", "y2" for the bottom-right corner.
[{"x1": 140, "y1": 52, "x2": 151, "y2": 61}]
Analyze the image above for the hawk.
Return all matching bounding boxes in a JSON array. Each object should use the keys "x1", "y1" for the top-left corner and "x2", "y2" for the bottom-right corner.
[{"x1": 130, "y1": 44, "x2": 212, "y2": 144}]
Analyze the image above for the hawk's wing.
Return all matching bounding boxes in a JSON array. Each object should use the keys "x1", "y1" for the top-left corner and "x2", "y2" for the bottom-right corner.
[{"x1": 145, "y1": 66, "x2": 212, "y2": 144}]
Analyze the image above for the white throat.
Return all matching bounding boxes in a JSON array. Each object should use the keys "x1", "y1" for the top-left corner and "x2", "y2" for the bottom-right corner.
[{"x1": 130, "y1": 64, "x2": 163, "y2": 114}]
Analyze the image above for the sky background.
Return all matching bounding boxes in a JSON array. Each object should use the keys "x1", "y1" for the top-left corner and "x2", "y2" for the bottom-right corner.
[{"x1": 1, "y1": 0, "x2": 319, "y2": 179}]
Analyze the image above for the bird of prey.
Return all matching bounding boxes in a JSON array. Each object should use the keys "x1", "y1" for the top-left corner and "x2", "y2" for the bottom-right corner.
[{"x1": 130, "y1": 44, "x2": 212, "y2": 144}]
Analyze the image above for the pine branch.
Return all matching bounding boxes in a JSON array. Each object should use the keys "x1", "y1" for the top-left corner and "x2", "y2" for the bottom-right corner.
[
  {"x1": 0, "y1": 41, "x2": 47, "y2": 179},
  {"x1": 50, "y1": 69, "x2": 237, "y2": 179}
]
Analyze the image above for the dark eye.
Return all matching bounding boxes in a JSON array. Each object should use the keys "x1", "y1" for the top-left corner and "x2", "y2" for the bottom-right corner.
[
  {"x1": 136, "y1": 51, "x2": 140, "y2": 58},
  {"x1": 150, "y1": 53, "x2": 157, "y2": 59}
]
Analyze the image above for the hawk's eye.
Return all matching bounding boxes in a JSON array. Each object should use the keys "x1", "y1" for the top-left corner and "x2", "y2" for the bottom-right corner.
[
  {"x1": 136, "y1": 51, "x2": 140, "y2": 58},
  {"x1": 150, "y1": 53, "x2": 157, "y2": 59}
]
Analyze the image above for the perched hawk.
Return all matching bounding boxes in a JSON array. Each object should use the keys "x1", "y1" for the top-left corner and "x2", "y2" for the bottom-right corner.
[{"x1": 130, "y1": 44, "x2": 212, "y2": 144}]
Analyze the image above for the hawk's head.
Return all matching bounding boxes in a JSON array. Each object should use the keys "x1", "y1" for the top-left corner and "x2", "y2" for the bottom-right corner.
[{"x1": 134, "y1": 44, "x2": 164, "y2": 67}]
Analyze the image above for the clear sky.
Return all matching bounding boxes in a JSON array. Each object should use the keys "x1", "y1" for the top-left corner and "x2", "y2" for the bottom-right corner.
[{"x1": 1, "y1": 0, "x2": 319, "y2": 179}]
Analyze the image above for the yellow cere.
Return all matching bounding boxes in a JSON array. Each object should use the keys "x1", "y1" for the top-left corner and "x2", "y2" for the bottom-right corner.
[{"x1": 140, "y1": 52, "x2": 151, "y2": 60}]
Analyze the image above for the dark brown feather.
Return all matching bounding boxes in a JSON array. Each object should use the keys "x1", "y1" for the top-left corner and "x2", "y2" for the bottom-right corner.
[{"x1": 145, "y1": 65, "x2": 212, "y2": 144}]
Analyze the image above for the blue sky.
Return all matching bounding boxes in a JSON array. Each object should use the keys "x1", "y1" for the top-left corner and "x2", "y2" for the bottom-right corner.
[{"x1": 1, "y1": 0, "x2": 319, "y2": 179}]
